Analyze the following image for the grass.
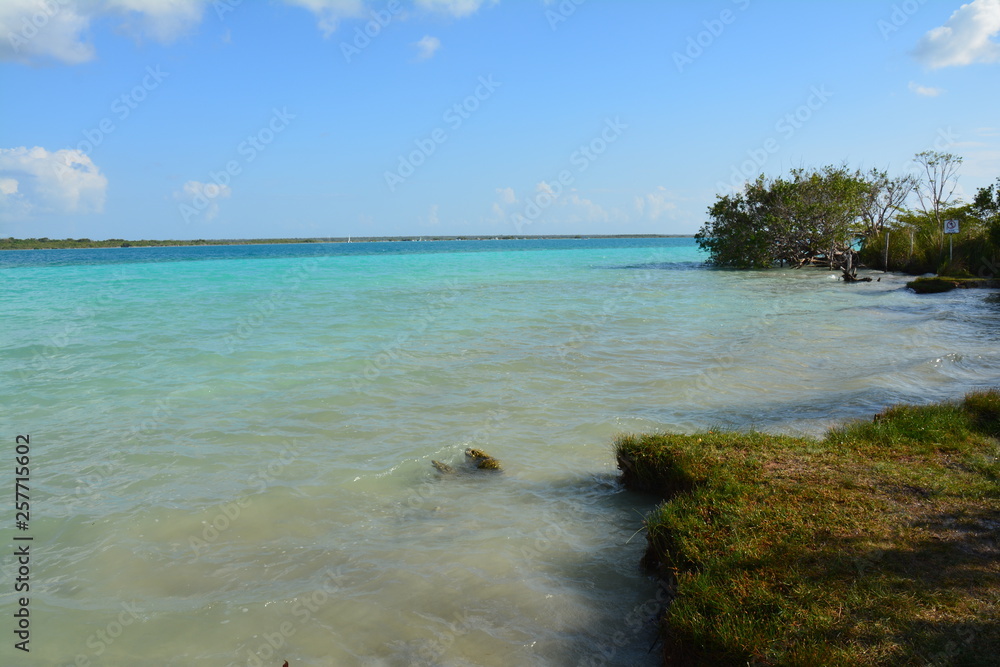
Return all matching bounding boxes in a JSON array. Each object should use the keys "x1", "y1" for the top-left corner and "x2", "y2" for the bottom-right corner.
[
  {"x1": 906, "y1": 276, "x2": 1000, "y2": 294},
  {"x1": 614, "y1": 390, "x2": 1000, "y2": 666}
]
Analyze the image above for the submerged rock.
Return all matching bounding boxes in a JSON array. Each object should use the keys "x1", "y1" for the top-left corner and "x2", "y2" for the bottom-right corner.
[
  {"x1": 431, "y1": 448, "x2": 503, "y2": 475},
  {"x1": 431, "y1": 460, "x2": 455, "y2": 474}
]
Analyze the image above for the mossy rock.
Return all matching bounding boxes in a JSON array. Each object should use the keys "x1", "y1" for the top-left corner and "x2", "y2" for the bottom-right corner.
[
  {"x1": 465, "y1": 448, "x2": 503, "y2": 471},
  {"x1": 431, "y1": 448, "x2": 503, "y2": 475}
]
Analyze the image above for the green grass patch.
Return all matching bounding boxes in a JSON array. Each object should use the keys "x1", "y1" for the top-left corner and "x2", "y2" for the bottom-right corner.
[
  {"x1": 906, "y1": 276, "x2": 1000, "y2": 293},
  {"x1": 615, "y1": 390, "x2": 1000, "y2": 666}
]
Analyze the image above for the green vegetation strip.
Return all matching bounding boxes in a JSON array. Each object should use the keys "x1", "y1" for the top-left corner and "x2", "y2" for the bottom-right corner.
[
  {"x1": 906, "y1": 276, "x2": 1000, "y2": 294},
  {"x1": 0, "y1": 234, "x2": 687, "y2": 250},
  {"x1": 615, "y1": 391, "x2": 999, "y2": 666}
]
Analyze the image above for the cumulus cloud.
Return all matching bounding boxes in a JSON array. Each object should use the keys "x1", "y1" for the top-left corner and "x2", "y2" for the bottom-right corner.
[
  {"x1": 496, "y1": 186, "x2": 516, "y2": 204},
  {"x1": 103, "y1": 0, "x2": 208, "y2": 43},
  {"x1": 415, "y1": 0, "x2": 496, "y2": 18},
  {"x1": 1, "y1": 0, "x2": 492, "y2": 63},
  {"x1": 562, "y1": 192, "x2": 614, "y2": 223},
  {"x1": 283, "y1": 0, "x2": 367, "y2": 37},
  {"x1": 489, "y1": 181, "x2": 629, "y2": 230},
  {"x1": 0, "y1": 146, "x2": 107, "y2": 216},
  {"x1": 908, "y1": 81, "x2": 944, "y2": 97},
  {"x1": 173, "y1": 180, "x2": 232, "y2": 222},
  {"x1": 635, "y1": 186, "x2": 678, "y2": 221},
  {"x1": 0, "y1": 0, "x2": 211, "y2": 64},
  {"x1": 426, "y1": 203, "x2": 440, "y2": 225},
  {"x1": 414, "y1": 34, "x2": 441, "y2": 60},
  {"x1": 914, "y1": 0, "x2": 1000, "y2": 69},
  {"x1": 0, "y1": 0, "x2": 95, "y2": 64}
]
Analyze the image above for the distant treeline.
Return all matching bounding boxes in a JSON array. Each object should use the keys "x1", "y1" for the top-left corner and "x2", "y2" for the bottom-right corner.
[{"x1": 0, "y1": 234, "x2": 689, "y2": 250}]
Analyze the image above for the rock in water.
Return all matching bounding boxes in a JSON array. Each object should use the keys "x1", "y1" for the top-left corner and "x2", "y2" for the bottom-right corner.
[
  {"x1": 430, "y1": 448, "x2": 503, "y2": 474},
  {"x1": 465, "y1": 448, "x2": 502, "y2": 472},
  {"x1": 432, "y1": 460, "x2": 455, "y2": 474}
]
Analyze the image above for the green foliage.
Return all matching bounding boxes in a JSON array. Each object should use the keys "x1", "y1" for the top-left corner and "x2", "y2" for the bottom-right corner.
[
  {"x1": 696, "y1": 166, "x2": 871, "y2": 269},
  {"x1": 695, "y1": 178, "x2": 777, "y2": 268},
  {"x1": 617, "y1": 390, "x2": 1000, "y2": 665},
  {"x1": 973, "y1": 178, "x2": 1000, "y2": 249},
  {"x1": 859, "y1": 205, "x2": 998, "y2": 275}
]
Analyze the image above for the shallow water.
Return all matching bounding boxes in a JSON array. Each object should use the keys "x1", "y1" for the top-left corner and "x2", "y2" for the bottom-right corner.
[{"x1": 2, "y1": 238, "x2": 998, "y2": 666}]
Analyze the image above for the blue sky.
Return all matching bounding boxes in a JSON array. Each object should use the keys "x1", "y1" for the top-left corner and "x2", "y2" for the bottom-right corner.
[{"x1": 1, "y1": 0, "x2": 999, "y2": 240}]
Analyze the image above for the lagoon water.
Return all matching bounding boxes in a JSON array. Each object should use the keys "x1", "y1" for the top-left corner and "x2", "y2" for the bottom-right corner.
[{"x1": 3, "y1": 238, "x2": 1000, "y2": 666}]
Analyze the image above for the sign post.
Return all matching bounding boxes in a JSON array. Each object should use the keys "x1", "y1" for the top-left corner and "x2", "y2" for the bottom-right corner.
[{"x1": 944, "y1": 219, "x2": 959, "y2": 264}]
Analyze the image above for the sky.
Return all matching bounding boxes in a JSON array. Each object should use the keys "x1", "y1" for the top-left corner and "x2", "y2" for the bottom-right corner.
[{"x1": 1, "y1": 0, "x2": 999, "y2": 240}]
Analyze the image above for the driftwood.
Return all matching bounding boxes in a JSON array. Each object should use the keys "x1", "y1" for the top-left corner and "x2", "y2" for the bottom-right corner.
[{"x1": 840, "y1": 250, "x2": 872, "y2": 282}]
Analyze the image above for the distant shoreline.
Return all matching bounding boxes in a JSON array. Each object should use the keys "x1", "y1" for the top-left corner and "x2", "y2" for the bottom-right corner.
[{"x1": 1, "y1": 234, "x2": 694, "y2": 251}]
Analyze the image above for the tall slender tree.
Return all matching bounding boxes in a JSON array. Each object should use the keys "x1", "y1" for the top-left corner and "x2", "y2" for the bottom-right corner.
[{"x1": 912, "y1": 151, "x2": 963, "y2": 255}]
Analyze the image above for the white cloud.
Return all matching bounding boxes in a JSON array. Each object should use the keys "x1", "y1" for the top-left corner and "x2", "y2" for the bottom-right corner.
[
  {"x1": 283, "y1": 0, "x2": 366, "y2": 37},
  {"x1": 0, "y1": 0, "x2": 95, "y2": 64},
  {"x1": 634, "y1": 186, "x2": 677, "y2": 220},
  {"x1": 908, "y1": 81, "x2": 944, "y2": 97},
  {"x1": 103, "y1": 0, "x2": 208, "y2": 43},
  {"x1": 0, "y1": 146, "x2": 107, "y2": 216},
  {"x1": 0, "y1": 0, "x2": 211, "y2": 64},
  {"x1": 914, "y1": 0, "x2": 1000, "y2": 69},
  {"x1": 414, "y1": 34, "x2": 441, "y2": 60},
  {"x1": 415, "y1": 0, "x2": 495, "y2": 18},
  {"x1": 173, "y1": 180, "x2": 231, "y2": 222},
  {"x1": 426, "y1": 203, "x2": 440, "y2": 225},
  {"x1": 0, "y1": 0, "x2": 490, "y2": 64},
  {"x1": 563, "y1": 192, "x2": 613, "y2": 223},
  {"x1": 496, "y1": 186, "x2": 516, "y2": 204}
]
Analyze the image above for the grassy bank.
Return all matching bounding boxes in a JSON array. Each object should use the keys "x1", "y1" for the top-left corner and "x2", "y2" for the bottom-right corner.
[
  {"x1": 615, "y1": 391, "x2": 999, "y2": 665},
  {"x1": 906, "y1": 276, "x2": 1000, "y2": 294}
]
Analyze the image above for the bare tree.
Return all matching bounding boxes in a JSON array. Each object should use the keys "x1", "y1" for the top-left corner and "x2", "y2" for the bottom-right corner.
[
  {"x1": 913, "y1": 151, "x2": 963, "y2": 231},
  {"x1": 858, "y1": 168, "x2": 917, "y2": 237}
]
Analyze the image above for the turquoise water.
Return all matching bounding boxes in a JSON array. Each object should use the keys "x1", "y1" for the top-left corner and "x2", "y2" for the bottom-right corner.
[{"x1": 2, "y1": 238, "x2": 999, "y2": 666}]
